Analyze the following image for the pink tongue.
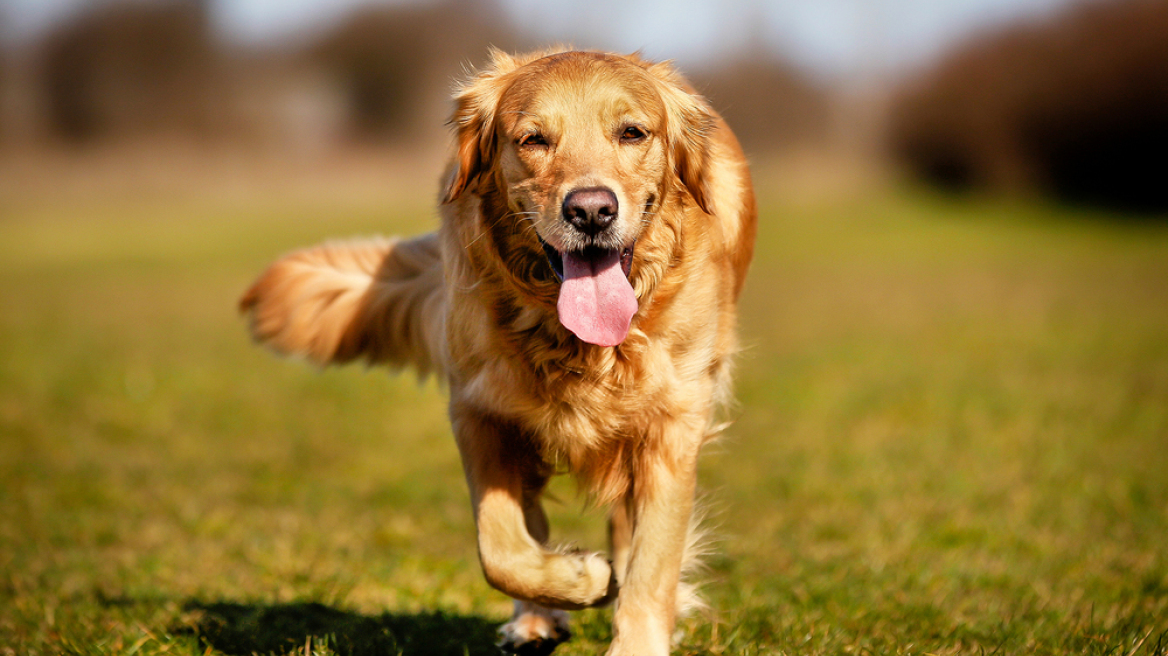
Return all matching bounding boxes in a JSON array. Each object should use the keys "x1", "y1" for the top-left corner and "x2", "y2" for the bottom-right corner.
[{"x1": 557, "y1": 249, "x2": 638, "y2": 346}]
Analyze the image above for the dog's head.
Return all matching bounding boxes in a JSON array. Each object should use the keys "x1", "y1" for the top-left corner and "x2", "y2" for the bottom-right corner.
[{"x1": 443, "y1": 49, "x2": 715, "y2": 347}]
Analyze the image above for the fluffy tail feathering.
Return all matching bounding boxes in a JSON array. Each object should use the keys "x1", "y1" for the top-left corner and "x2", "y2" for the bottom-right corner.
[{"x1": 239, "y1": 232, "x2": 445, "y2": 377}]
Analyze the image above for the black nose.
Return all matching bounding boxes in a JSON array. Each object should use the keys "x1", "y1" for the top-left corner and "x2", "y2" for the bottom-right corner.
[{"x1": 562, "y1": 187, "x2": 618, "y2": 236}]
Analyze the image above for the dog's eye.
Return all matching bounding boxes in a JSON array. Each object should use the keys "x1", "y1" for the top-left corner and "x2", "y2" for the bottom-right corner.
[
  {"x1": 620, "y1": 126, "x2": 648, "y2": 143},
  {"x1": 518, "y1": 132, "x2": 548, "y2": 148}
]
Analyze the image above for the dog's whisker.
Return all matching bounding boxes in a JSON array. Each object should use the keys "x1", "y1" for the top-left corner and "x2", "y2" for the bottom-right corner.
[
  {"x1": 466, "y1": 208, "x2": 540, "y2": 251},
  {"x1": 464, "y1": 230, "x2": 488, "y2": 250}
]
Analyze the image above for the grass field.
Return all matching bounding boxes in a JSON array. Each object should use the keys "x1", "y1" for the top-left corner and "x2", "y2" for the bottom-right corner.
[{"x1": 2, "y1": 154, "x2": 1167, "y2": 655}]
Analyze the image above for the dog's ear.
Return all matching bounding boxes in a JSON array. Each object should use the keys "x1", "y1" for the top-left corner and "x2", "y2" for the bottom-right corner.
[
  {"x1": 443, "y1": 49, "x2": 521, "y2": 203},
  {"x1": 647, "y1": 61, "x2": 716, "y2": 214}
]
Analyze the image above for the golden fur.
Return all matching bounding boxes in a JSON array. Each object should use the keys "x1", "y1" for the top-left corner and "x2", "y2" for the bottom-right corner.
[{"x1": 241, "y1": 48, "x2": 756, "y2": 656}]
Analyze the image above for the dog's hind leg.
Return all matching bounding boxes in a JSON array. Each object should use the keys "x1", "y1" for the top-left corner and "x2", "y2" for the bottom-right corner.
[
  {"x1": 450, "y1": 406, "x2": 617, "y2": 612},
  {"x1": 498, "y1": 600, "x2": 570, "y2": 656},
  {"x1": 608, "y1": 496, "x2": 633, "y2": 587}
]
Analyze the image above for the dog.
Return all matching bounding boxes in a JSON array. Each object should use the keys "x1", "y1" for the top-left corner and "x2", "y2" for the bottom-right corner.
[{"x1": 240, "y1": 48, "x2": 756, "y2": 656}]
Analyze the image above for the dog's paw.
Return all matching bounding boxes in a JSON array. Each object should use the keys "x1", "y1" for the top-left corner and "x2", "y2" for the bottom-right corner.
[
  {"x1": 497, "y1": 601, "x2": 571, "y2": 655},
  {"x1": 559, "y1": 548, "x2": 619, "y2": 608}
]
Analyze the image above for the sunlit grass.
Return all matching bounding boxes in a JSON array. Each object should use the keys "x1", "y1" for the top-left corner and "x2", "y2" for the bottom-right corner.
[{"x1": 1, "y1": 170, "x2": 1165, "y2": 655}]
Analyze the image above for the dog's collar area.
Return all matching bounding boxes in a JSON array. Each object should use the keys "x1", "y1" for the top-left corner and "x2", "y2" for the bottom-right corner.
[{"x1": 541, "y1": 239, "x2": 634, "y2": 282}]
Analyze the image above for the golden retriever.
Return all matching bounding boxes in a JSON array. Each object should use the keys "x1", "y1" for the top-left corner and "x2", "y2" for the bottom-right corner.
[{"x1": 240, "y1": 47, "x2": 756, "y2": 656}]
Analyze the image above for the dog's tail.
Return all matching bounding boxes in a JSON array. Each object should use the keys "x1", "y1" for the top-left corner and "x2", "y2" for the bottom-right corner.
[{"x1": 239, "y1": 232, "x2": 445, "y2": 377}]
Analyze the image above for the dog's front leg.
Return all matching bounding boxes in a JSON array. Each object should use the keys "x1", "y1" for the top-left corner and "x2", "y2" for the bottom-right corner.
[
  {"x1": 451, "y1": 405, "x2": 617, "y2": 611},
  {"x1": 606, "y1": 422, "x2": 704, "y2": 656},
  {"x1": 499, "y1": 458, "x2": 571, "y2": 653}
]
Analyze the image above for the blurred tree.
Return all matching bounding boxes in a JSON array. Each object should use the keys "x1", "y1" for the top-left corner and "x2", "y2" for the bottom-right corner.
[
  {"x1": 0, "y1": 48, "x2": 6, "y2": 142},
  {"x1": 22, "y1": 0, "x2": 831, "y2": 158},
  {"x1": 693, "y1": 52, "x2": 831, "y2": 157},
  {"x1": 889, "y1": 0, "x2": 1168, "y2": 213},
  {"x1": 310, "y1": 0, "x2": 525, "y2": 144},
  {"x1": 39, "y1": 0, "x2": 219, "y2": 142}
]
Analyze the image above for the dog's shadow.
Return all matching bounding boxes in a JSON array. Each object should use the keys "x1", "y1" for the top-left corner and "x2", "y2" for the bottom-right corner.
[{"x1": 180, "y1": 600, "x2": 501, "y2": 656}]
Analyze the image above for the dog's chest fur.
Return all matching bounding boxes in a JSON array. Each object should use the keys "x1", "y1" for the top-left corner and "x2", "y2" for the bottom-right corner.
[{"x1": 447, "y1": 281, "x2": 723, "y2": 499}]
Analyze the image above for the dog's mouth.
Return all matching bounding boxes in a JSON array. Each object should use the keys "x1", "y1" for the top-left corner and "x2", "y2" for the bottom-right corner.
[
  {"x1": 539, "y1": 239, "x2": 637, "y2": 347},
  {"x1": 541, "y1": 241, "x2": 635, "y2": 282}
]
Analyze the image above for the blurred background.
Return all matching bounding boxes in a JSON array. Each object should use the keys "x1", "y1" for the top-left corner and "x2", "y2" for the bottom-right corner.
[
  {"x1": 3, "y1": 1, "x2": 1168, "y2": 654},
  {"x1": 0, "y1": 0, "x2": 1164, "y2": 210}
]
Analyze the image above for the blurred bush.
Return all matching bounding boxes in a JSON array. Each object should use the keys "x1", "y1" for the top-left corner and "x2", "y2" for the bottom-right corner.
[{"x1": 889, "y1": 0, "x2": 1168, "y2": 212}]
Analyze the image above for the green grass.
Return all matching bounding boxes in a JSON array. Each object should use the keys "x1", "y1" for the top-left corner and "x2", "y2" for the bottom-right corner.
[{"x1": 2, "y1": 168, "x2": 1166, "y2": 655}]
